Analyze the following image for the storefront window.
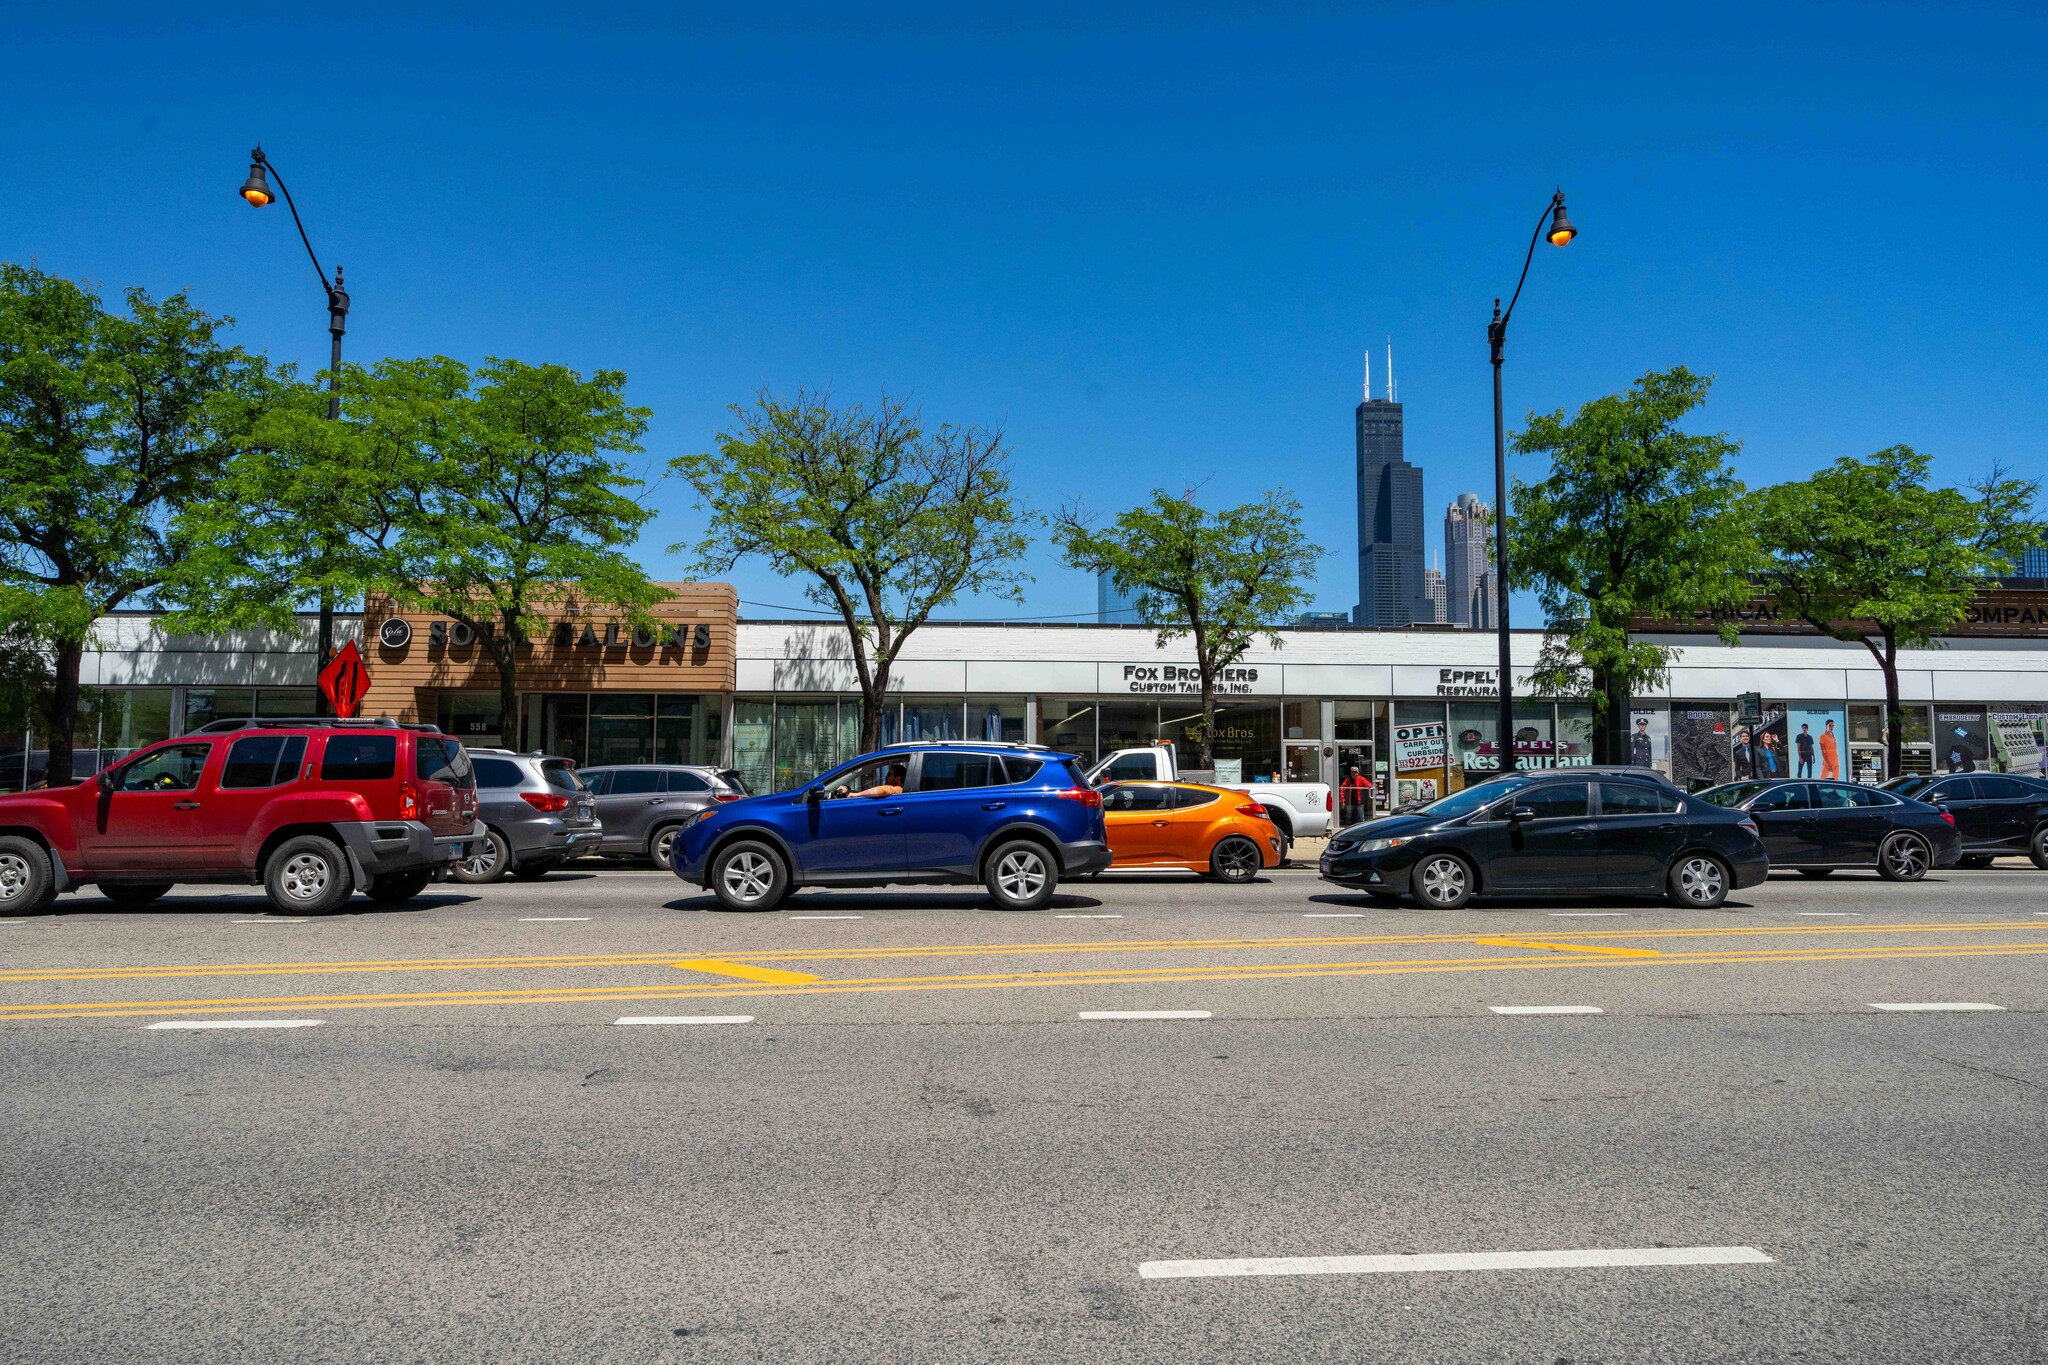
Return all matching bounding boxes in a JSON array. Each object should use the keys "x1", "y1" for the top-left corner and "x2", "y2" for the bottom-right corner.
[
  {"x1": 1333, "y1": 701, "x2": 1379, "y2": 742},
  {"x1": 1164, "y1": 702, "x2": 1280, "y2": 782},
  {"x1": 1899, "y1": 705, "x2": 1932, "y2": 747},
  {"x1": 75, "y1": 687, "x2": 174, "y2": 768},
  {"x1": 1097, "y1": 701, "x2": 1157, "y2": 755},
  {"x1": 1990, "y1": 706, "x2": 2048, "y2": 775},
  {"x1": 254, "y1": 687, "x2": 318, "y2": 717},
  {"x1": 965, "y1": 696, "x2": 1025, "y2": 743},
  {"x1": 183, "y1": 687, "x2": 256, "y2": 732},
  {"x1": 1849, "y1": 705, "x2": 1885, "y2": 745},
  {"x1": 1039, "y1": 699, "x2": 1099, "y2": 765},
  {"x1": 1555, "y1": 703, "x2": 1595, "y2": 768},
  {"x1": 655, "y1": 696, "x2": 718, "y2": 765},
  {"x1": 732, "y1": 698, "x2": 773, "y2": 794},
  {"x1": 438, "y1": 692, "x2": 505, "y2": 747},
  {"x1": 1511, "y1": 702, "x2": 1556, "y2": 768},
  {"x1": 900, "y1": 699, "x2": 965, "y2": 742},
  {"x1": 1931, "y1": 706, "x2": 1989, "y2": 773},
  {"x1": 1282, "y1": 701, "x2": 1321, "y2": 741},
  {"x1": 1670, "y1": 704, "x2": 1734, "y2": 791},
  {"x1": 1394, "y1": 700, "x2": 1450, "y2": 804},
  {"x1": 775, "y1": 699, "x2": 847, "y2": 791},
  {"x1": 1445, "y1": 702, "x2": 1498, "y2": 790},
  {"x1": 528, "y1": 693, "x2": 589, "y2": 765},
  {"x1": 585, "y1": 694, "x2": 652, "y2": 766}
]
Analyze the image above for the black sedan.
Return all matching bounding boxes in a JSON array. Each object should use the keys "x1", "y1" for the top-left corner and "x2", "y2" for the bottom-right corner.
[
  {"x1": 1881, "y1": 773, "x2": 2048, "y2": 868},
  {"x1": 1319, "y1": 770, "x2": 1768, "y2": 910},
  {"x1": 1697, "y1": 779, "x2": 1962, "y2": 880}
]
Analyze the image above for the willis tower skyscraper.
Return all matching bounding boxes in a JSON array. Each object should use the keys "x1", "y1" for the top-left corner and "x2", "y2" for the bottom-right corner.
[{"x1": 1352, "y1": 341, "x2": 1430, "y2": 627}]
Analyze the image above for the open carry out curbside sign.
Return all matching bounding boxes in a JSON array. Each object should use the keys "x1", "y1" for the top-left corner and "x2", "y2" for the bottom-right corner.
[{"x1": 318, "y1": 640, "x2": 372, "y2": 718}]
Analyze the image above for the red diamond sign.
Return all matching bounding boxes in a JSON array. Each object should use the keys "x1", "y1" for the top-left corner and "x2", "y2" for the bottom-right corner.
[{"x1": 318, "y1": 639, "x2": 372, "y2": 719}]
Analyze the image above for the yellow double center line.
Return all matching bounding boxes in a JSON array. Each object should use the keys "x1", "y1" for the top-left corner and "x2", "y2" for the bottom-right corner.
[{"x1": 0, "y1": 922, "x2": 2042, "y2": 1022}]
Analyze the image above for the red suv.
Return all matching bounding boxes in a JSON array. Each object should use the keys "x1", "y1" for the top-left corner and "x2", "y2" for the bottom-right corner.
[{"x1": 0, "y1": 718, "x2": 482, "y2": 917}]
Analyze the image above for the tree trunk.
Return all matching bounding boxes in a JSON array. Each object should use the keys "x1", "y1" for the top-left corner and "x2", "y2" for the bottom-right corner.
[
  {"x1": 1882, "y1": 630, "x2": 1903, "y2": 779},
  {"x1": 46, "y1": 637, "x2": 83, "y2": 788},
  {"x1": 1198, "y1": 683, "x2": 1216, "y2": 772},
  {"x1": 1597, "y1": 671, "x2": 1631, "y2": 767},
  {"x1": 490, "y1": 637, "x2": 519, "y2": 751},
  {"x1": 859, "y1": 660, "x2": 891, "y2": 756}
]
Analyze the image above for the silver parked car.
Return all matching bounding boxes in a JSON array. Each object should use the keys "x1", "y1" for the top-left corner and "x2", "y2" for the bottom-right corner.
[
  {"x1": 578, "y1": 764, "x2": 749, "y2": 867},
  {"x1": 455, "y1": 749, "x2": 603, "y2": 883}
]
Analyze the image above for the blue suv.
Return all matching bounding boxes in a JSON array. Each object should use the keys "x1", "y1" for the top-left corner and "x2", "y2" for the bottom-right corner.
[{"x1": 670, "y1": 743, "x2": 1111, "y2": 911}]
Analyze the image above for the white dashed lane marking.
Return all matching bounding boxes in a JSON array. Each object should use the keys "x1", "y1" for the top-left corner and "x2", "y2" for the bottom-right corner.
[
  {"x1": 1869, "y1": 1002, "x2": 2005, "y2": 1012},
  {"x1": 614, "y1": 1016, "x2": 754, "y2": 1026},
  {"x1": 1079, "y1": 1010, "x2": 1212, "y2": 1021},
  {"x1": 1137, "y1": 1245, "x2": 1775, "y2": 1280},
  {"x1": 519, "y1": 917, "x2": 591, "y2": 922},
  {"x1": 146, "y1": 1020, "x2": 323, "y2": 1030},
  {"x1": 1490, "y1": 1005, "x2": 1604, "y2": 1016}
]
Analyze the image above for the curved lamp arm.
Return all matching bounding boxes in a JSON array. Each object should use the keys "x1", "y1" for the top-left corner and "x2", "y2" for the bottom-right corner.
[{"x1": 247, "y1": 148, "x2": 344, "y2": 312}]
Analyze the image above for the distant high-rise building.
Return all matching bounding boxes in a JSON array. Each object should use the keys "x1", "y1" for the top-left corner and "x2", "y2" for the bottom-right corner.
[
  {"x1": 1293, "y1": 611, "x2": 1353, "y2": 629},
  {"x1": 1423, "y1": 561, "x2": 1448, "y2": 623},
  {"x1": 1351, "y1": 341, "x2": 1431, "y2": 627},
  {"x1": 1476, "y1": 568, "x2": 1499, "y2": 631},
  {"x1": 2020, "y1": 546, "x2": 2048, "y2": 579},
  {"x1": 1444, "y1": 493, "x2": 1494, "y2": 628},
  {"x1": 1097, "y1": 571, "x2": 1141, "y2": 623}
]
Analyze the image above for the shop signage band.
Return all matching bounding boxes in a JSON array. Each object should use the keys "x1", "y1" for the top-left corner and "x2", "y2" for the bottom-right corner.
[
  {"x1": 1633, "y1": 587, "x2": 2048, "y2": 638},
  {"x1": 1118, "y1": 664, "x2": 1261, "y2": 696},
  {"x1": 375, "y1": 617, "x2": 715, "y2": 655}
]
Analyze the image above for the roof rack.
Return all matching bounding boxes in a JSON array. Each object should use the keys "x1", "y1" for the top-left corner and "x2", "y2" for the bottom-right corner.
[
  {"x1": 191, "y1": 717, "x2": 444, "y2": 734},
  {"x1": 880, "y1": 740, "x2": 1052, "y2": 751}
]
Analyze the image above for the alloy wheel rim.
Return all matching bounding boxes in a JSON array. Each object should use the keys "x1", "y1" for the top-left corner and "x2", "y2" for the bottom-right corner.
[
  {"x1": 1216, "y1": 839, "x2": 1257, "y2": 880},
  {"x1": 462, "y1": 840, "x2": 500, "y2": 878},
  {"x1": 996, "y1": 850, "x2": 1046, "y2": 900},
  {"x1": 281, "y1": 852, "x2": 330, "y2": 901},
  {"x1": 1419, "y1": 858, "x2": 1465, "y2": 904},
  {"x1": 1678, "y1": 857, "x2": 1724, "y2": 903},
  {"x1": 0, "y1": 852, "x2": 29, "y2": 902},
  {"x1": 656, "y1": 830, "x2": 677, "y2": 865},
  {"x1": 1885, "y1": 835, "x2": 1927, "y2": 878},
  {"x1": 722, "y1": 851, "x2": 773, "y2": 902}
]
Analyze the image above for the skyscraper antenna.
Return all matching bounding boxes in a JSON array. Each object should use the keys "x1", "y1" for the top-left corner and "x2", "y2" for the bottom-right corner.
[
  {"x1": 1363, "y1": 348, "x2": 1370, "y2": 402},
  {"x1": 1387, "y1": 337, "x2": 1396, "y2": 404}
]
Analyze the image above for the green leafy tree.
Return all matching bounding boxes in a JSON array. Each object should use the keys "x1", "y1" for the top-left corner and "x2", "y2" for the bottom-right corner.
[
  {"x1": 0, "y1": 264, "x2": 272, "y2": 785},
  {"x1": 1054, "y1": 488, "x2": 1321, "y2": 771},
  {"x1": 672, "y1": 390, "x2": 1033, "y2": 756},
  {"x1": 1509, "y1": 367, "x2": 1758, "y2": 763},
  {"x1": 1754, "y1": 447, "x2": 2044, "y2": 776}
]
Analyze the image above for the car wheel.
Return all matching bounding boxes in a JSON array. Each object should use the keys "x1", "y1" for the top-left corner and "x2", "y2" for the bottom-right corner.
[
  {"x1": 453, "y1": 829, "x2": 511, "y2": 885},
  {"x1": 1956, "y1": 854, "x2": 1995, "y2": 869},
  {"x1": 710, "y1": 840, "x2": 789, "y2": 912},
  {"x1": 984, "y1": 839, "x2": 1057, "y2": 911},
  {"x1": 648, "y1": 824, "x2": 683, "y2": 869},
  {"x1": 1209, "y1": 835, "x2": 1262, "y2": 885},
  {"x1": 1668, "y1": 853, "x2": 1730, "y2": 908},
  {"x1": 2031, "y1": 825, "x2": 2048, "y2": 871},
  {"x1": 365, "y1": 871, "x2": 432, "y2": 904},
  {"x1": 1795, "y1": 868, "x2": 1834, "y2": 878},
  {"x1": 1410, "y1": 853, "x2": 1474, "y2": 909},
  {"x1": 1877, "y1": 831, "x2": 1931, "y2": 882},
  {"x1": 0, "y1": 836, "x2": 58, "y2": 917},
  {"x1": 508, "y1": 858, "x2": 561, "y2": 882},
  {"x1": 101, "y1": 883, "x2": 173, "y2": 906},
  {"x1": 263, "y1": 835, "x2": 353, "y2": 914}
]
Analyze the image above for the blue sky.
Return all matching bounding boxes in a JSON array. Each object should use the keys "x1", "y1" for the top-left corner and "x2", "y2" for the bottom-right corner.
[{"x1": 7, "y1": 2, "x2": 2043, "y2": 622}]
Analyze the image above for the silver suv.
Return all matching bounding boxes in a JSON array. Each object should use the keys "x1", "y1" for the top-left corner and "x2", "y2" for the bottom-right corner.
[
  {"x1": 578, "y1": 765, "x2": 749, "y2": 867},
  {"x1": 455, "y1": 750, "x2": 602, "y2": 883}
]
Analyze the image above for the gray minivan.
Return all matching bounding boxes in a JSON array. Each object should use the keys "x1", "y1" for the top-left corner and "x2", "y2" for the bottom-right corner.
[
  {"x1": 456, "y1": 750, "x2": 603, "y2": 882},
  {"x1": 578, "y1": 765, "x2": 748, "y2": 867}
]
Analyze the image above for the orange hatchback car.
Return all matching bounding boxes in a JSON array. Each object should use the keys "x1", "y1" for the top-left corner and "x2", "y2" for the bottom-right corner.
[{"x1": 1100, "y1": 781, "x2": 1285, "y2": 882}]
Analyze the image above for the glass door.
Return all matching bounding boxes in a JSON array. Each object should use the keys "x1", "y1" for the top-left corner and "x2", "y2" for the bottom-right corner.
[{"x1": 1333, "y1": 742, "x2": 1376, "y2": 824}]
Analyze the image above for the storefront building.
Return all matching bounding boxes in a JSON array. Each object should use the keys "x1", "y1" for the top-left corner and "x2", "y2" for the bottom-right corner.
[{"x1": 16, "y1": 583, "x2": 2047, "y2": 798}]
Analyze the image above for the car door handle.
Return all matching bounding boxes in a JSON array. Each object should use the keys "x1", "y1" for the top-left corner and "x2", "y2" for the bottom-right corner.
[
  {"x1": 647, "y1": 797, "x2": 664, "y2": 804},
  {"x1": 172, "y1": 800, "x2": 201, "y2": 810},
  {"x1": 982, "y1": 801, "x2": 1007, "y2": 810},
  {"x1": 1568, "y1": 828, "x2": 1592, "y2": 839},
  {"x1": 1656, "y1": 823, "x2": 1679, "y2": 833},
  {"x1": 1151, "y1": 819, "x2": 1170, "y2": 827},
  {"x1": 879, "y1": 807, "x2": 904, "y2": 817}
]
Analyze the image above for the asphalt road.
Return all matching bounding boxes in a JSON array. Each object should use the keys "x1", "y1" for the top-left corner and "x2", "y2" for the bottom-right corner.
[{"x1": 2, "y1": 863, "x2": 2045, "y2": 1363}]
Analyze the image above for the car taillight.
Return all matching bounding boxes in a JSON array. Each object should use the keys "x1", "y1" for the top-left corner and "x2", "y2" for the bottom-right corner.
[
  {"x1": 714, "y1": 792, "x2": 741, "y2": 803},
  {"x1": 399, "y1": 780, "x2": 420, "y2": 820},
  {"x1": 1938, "y1": 809, "x2": 1956, "y2": 825},
  {"x1": 521, "y1": 792, "x2": 571, "y2": 813},
  {"x1": 1235, "y1": 803, "x2": 1270, "y2": 819},
  {"x1": 1326, "y1": 790, "x2": 1333, "y2": 812},
  {"x1": 1738, "y1": 818, "x2": 1760, "y2": 836},
  {"x1": 1057, "y1": 787, "x2": 1103, "y2": 808}
]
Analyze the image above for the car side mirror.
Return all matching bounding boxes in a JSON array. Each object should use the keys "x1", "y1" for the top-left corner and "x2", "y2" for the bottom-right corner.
[
  {"x1": 1510, "y1": 806, "x2": 1537, "y2": 822},
  {"x1": 97, "y1": 769, "x2": 117, "y2": 793},
  {"x1": 804, "y1": 786, "x2": 822, "y2": 805}
]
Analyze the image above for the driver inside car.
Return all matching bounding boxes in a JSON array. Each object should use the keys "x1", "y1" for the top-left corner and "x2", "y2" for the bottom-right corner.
[{"x1": 842, "y1": 763, "x2": 906, "y2": 800}]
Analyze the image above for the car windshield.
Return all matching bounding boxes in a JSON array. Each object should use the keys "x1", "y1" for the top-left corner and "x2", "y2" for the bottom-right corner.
[
  {"x1": 1699, "y1": 782, "x2": 1768, "y2": 808},
  {"x1": 1883, "y1": 775, "x2": 1930, "y2": 796},
  {"x1": 1415, "y1": 777, "x2": 1529, "y2": 820}
]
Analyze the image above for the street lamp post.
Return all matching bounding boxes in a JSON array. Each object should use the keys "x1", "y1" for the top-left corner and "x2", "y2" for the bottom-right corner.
[
  {"x1": 238, "y1": 147, "x2": 350, "y2": 710},
  {"x1": 1486, "y1": 190, "x2": 1576, "y2": 773}
]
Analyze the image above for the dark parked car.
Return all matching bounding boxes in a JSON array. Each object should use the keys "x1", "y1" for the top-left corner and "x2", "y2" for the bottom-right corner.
[
  {"x1": 578, "y1": 764, "x2": 749, "y2": 867},
  {"x1": 1880, "y1": 773, "x2": 2048, "y2": 868},
  {"x1": 1697, "y1": 779, "x2": 1962, "y2": 880},
  {"x1": 458, "y1": 749, "x2": 602, "y2": 883},
  {"x1": 1319, "y1": 770, "x2": 1767, "y2": 909},
  {"x1": 670, "y1": 743, "x2": 1111, "y2": 912}
]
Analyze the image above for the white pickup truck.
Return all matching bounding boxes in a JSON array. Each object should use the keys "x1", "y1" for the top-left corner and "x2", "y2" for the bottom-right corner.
[{"x1": 1084, "y1": 745, "x2": 1335, "y2": 845}]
